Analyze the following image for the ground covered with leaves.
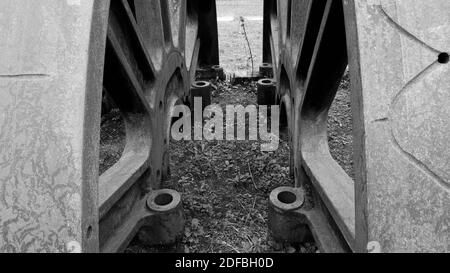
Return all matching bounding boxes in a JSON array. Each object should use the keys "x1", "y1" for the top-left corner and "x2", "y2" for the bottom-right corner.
[
  {"x1": 328, "y1": 73, "x2": 354, "y2": 179},
  {"x1": 124, "y1": 81, "x2": 316, "y2": 253},
  {"x1": 100, "y1": 77, "x2": 353, "y2": 253}
]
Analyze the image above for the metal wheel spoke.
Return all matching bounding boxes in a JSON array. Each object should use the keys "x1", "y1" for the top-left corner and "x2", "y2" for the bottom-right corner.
[
  {"x1": 106, "y1": 27, "x2": 151, "y2": 114},
  {"x1": 279, "y1": 0, "x2": 291, "y2": 47},
  {"x1": 134, "y1": 0, "x2": 170, "y2": 70},
  {"x1": 168, "y1": 0, "x2": 186, "y2": 51},
  {"x1": 296, "y1": 0, "x2": 329, "y2": 82},
  {"x1": 185, "y1": 0, "x2": 200, "y2": 79},
  {"x1": 302, "y1": 0, "x2": 347, "y2": 113},
  {"x1": 196, "y1": 0, "x2": 219, "y2": 67},
  {"x1": 289, "y1": 0, "x2": 311, "y2": 66},
  {"x1": 298, "y1": 0, "x2": 355, "y2": 249},
  {"x1": 266, "y1": 0, "x2": 357, "y2": 252},
  {"x1": 100, "y1": 27, "x2": 153, "y2": 234},
  {"x1": 114, "y1": 0, "x2": 155, "y2": 80}
]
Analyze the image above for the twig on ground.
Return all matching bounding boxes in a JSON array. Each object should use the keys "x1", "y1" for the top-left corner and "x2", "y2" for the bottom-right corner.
[
  {"x1": 240, "y1": 16, "x2": 254, "y2": 76},
  {"x1": 244, "y1": 197, "x2": 257, "y2": 225},
  {"x1": 221, "y1": 241, "x2": 241, "y2": 254},
  {"x1": 236, "y1": 198, "x2": 247, "y2": 213},
  {"x1": 258, "y1": 213, "x2": 266, "y2": 224},
  {"x1": 225, "y1": 222, "x2": 240, "y2": 233},
  {"x1": 247, "y1": 162, "x2": 258, "y2": 190}
]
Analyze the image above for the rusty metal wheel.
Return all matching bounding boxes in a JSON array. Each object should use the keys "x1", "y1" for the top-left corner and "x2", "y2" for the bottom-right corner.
[
  {"x1": 0, "y1": 0, "x2": 218, "y2": 253},
  {"x1": 264, "y1": 0, "x2": 353, "y2": 252},
  {"x1": 99, "y1": 0, "x2": 219, "y2": 252}
]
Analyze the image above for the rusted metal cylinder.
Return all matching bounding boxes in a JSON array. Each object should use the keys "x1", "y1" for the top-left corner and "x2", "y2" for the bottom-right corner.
[
  {"x1": 268, "y1": 187, "x2": 308, "y2": 243},
  {"x1": 189, "y1": 81, "x2": 212, "y2": 110},
  {"x1": 196, "y1": 65, "x2": 225, "y2": 81},
  {"x1": 259, "y1": 63, "x2": 274, "y2": 78},
  {"x1": 257, "y1": 78, "x2": 276, "y2": 106},
  {"x1": 138, "y1": 189, "x2": 185, "y2": 246}
]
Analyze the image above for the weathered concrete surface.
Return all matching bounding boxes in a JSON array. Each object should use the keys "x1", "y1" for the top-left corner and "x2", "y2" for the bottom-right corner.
[
  {"x1": 344, "y1": 0, "x2": 450, "y2": 252},
  {"x1": 0, "y1": 0, "x2": 109, "y2": 252}
]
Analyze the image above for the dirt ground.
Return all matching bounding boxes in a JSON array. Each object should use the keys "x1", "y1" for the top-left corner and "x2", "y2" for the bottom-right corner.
[
  {"x1": 328, "y1": 73, "x2": 354, "y2": 179},
  {"x1": 99, "y1": 2, "x2": 354, "y2": 253},
  {"x1": 125, "y1": 81, "x2": 317, "y2": 253},
  {"x1": 100, "y1": 79, "x2": 353, "y2": 254}
]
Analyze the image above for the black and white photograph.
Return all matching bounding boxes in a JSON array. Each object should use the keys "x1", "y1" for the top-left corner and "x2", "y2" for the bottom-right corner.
[{"x1": 0, "y1": 0, "x2": 448, "y2": 265}]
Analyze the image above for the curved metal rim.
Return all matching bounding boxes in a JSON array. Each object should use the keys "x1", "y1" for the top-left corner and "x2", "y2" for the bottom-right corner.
[
  {"x1": 269, "y1": 186, "x2": 304, "y2": 211},
  {"x1": 147, "y1": 189, "x2": 182, "y2": 212}
]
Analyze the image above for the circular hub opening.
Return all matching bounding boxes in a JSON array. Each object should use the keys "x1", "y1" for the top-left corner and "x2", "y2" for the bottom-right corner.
[
  {"x1": 270, "y1": 187, "x2": 304, "y2": 211},
  {"x1": 195, "y1": 81, "x2": 207, "y2": 87},
  {"x1": 277, "y1": 191, "x2": 297, "y2": 205},
  {"x1": 147, "y1": 189, "x2": 181, "y2": 212},
  {"x1": 261, "y1": 79, "x2": 272, "y2": 84},
  {"x1": 155, "y1": 193, "x2": 174, "y2": 206}
]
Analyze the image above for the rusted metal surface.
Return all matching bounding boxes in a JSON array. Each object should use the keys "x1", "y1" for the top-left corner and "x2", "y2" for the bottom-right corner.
[
  {"x1": 259, "y1": 63, "x2": 274, "y2": 78},
  {"x1": 100, "y1": 0, "x2": 219, "y2": 253},
  {"x1": 0, "y1": 0, "x2": 218, "y2": 253},
  {"x1": 189, "y1": 81, "x2": 212, "y2": 110},
  {"x1": 257, "y1": 78, "x2": 276, "y2": 106}
]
